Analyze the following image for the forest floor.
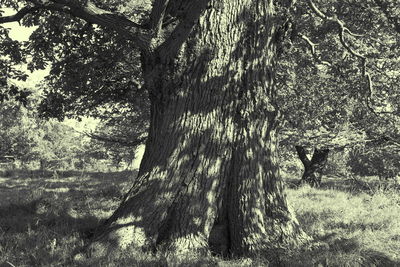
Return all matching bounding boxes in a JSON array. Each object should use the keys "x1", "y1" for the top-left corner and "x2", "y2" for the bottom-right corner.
[{"x1": 0, "y1": 169, "x2": 399, "y2": 266}]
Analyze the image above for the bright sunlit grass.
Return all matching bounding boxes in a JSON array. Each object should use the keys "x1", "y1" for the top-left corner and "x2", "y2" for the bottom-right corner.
[
  {"x1": 0, "y1": 171, "x2": 399, "y2": 266},
  {"x1": 286, "y1": 182, "x2": 400, "y2": 266}
]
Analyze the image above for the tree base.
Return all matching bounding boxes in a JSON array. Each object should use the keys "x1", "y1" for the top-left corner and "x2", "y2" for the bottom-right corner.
[
  {"x1": 74, "y1": 205, "x2": 311, "y2": 261},
  {"x1": 300, "y1": 174, "x2": 322, "y2": 187}
]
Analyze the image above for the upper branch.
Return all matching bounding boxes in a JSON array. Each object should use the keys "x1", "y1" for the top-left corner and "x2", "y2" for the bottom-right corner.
[
  {"x1": 0, "y1": 6, "x2": 40, "y2": 23},
  {"x1": 307, "y1": 0, "x2": 363, "y2": 38},
  {"x1": 53, "y1": 0, "x2": 153, "y2": 51},
  {"x1": 1, "y1": 1, "x2": 152, "y2": 52},
  {"x1": 307, "y1": 0, "x2": 377, "y2": 113},
  {"x1": 299, "y1": 33, "x2": 332, "y2": 66},
  {"x1": 149, "y1": 0, "x2": 170, "y2": 37},
  {"x1": 157, "y1": 0, "x2": 210, "y2": 58},
  {"x1": 307, "y1": 0, "x2": 364, "y2": 42}
]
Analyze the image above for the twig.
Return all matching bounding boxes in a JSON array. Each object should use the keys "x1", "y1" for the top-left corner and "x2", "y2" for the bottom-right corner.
[
  {"x1": 299, "y1": 33, "x2": 332, "y2": 66},
  {"x1": 5, "y1": 261, "x2": 16, "y2": 267}
]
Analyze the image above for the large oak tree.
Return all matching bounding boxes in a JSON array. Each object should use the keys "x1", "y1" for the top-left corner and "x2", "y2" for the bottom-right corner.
[
  {"x1": 1, "y1": 0, "x2": 308, "y2": 256},
  {"x1": 1, "y1": 0, "x2": 399, "y2": 258}
]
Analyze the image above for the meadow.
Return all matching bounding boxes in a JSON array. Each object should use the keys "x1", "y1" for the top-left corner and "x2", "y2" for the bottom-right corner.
[{"x1": 0, "y1": 170, "x2": 399, "y2": 266}]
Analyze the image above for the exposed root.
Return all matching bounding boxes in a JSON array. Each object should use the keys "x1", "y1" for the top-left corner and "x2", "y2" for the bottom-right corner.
[{"x1": 157, "y1": 234, "x2": 210, "y2": 256}]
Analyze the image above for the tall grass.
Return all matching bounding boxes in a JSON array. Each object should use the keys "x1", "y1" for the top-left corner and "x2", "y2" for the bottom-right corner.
[
  {"x1": 285, "y1": 182, "x2": 400, "y2": 266},
  {"x1": 0, "y1": 171, "x2": 399, "y2": 266}
]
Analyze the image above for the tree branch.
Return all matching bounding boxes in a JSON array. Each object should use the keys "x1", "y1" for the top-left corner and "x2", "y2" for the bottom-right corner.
[
  {"x1": 307, "y1": 0, "x2": 381, "y2": 116},
  {"x1": 307, "y1": 0, "x2": 365, "y2": 65},
  {"x1": 1, "y1": 1, "x2": 152, "y2": 52},
  {"x1": 307, "y1": 0, "x2": 364, "y2": 37},
  {"x1": 307, "y1": 0, "x2": 327, "y2": 20},
  {"x1": 55, "y1": 0, "x2": 154, "y2": 51},
  {"x1": 149, "y1": 0, "x2": 170, "y2": 37},
  {"x1": 85, "y1": 131, "x2": 147, "y2": 147},
  {"x1": 157, "y1": 0, "x2": 210, "y2": 58},
  {"x1": 298, "y1": 33, "x2": 332, "y2": 66},
  {"x1": 0, "y1": 6, "x2": 40, "y2": 23}
]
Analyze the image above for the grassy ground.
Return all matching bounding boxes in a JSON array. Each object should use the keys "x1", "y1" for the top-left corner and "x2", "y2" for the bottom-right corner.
[{"x1": 0, "y1": 170, "x2": 399, "y2": 266}]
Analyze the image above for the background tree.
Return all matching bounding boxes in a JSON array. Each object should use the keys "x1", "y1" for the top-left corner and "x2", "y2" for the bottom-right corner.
[
  {"x1": 0, "y1": 97, "x2": 38, "y2": 163},
  {"x1": 84, "y1": 107, "x2": 148, "y2": 169},
  {"x1": 33, "y1": 120, "x2": 83, "y2": 170},
  {"x1": 276, "y1": 51, "x2": 365, "y2": 186},
  {"x1": 276, "y1": 0, "x2": 400, "y2": 186},
  {"x1": 0, "y1": 87, "x2": 92, "y2": 170}
]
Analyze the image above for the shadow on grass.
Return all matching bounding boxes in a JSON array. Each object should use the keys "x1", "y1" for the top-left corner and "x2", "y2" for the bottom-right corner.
[
  {"x1": 0, "y1": 197, "x2": 216, "y2": 267},
  {"x1": 0, "y1": 196, "x2": 104, "y2": 266},
  {"x1": 285, "y1": 175, "x2": 400, "y2": 195},
  {"x1": 0, "y1": 170, "x2": 138, "y2": 266},
  {"x1": 1, "y1": 171, "x2": 399, "y2": 266},
  {"x1": 0, "y1": 169, "x2": 137, "y2": 206},
  {"x1": 0, "y1": 168, "x2": 138, "y2": 180},
  {"x1": 285, "y1": 235, "x2": 400, "y2": 267},
  {"x1": 0, "y1": 197, "x2": 100, "y2": 237}
]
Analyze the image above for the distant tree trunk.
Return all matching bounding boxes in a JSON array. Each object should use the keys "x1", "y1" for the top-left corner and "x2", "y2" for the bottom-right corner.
[
  {"x1": 89, "y1": 0, "x2": 308, "y2": 258},
  {"x1": 295, "y1": 146, "x2": 330, "y2": 187},
  {"x1": 40, "y1": 159, "x2": 46, "y2": 171}
]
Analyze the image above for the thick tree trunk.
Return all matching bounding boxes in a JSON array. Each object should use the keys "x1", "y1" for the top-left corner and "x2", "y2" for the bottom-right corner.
[
  {"x1": 89, "y1": 0, "x2": 308, "y2": 258},
  {"x1": 295, "y1": 146, "x2": 330, "y2": 187}
]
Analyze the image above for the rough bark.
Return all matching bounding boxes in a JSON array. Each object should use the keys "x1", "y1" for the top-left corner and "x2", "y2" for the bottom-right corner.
[
  {"x1": 295, "y1": 146, "x2": 329, "y2": 187},
  {"x1": 88, "y1": 0, "x2": 308, "y2": 258}
]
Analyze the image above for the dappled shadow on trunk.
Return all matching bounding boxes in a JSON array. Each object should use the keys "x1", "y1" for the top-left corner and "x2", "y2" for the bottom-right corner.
[{"x1": 86, "y1": 0, "x2": 310, "y2": 259}]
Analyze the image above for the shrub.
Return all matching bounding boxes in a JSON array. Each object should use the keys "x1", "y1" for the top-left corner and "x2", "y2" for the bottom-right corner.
[
  {"x1": 347, "y1": 145, "x2": 400, "y2": 179},
  {"x1": 279, "y1": 145, "x2": 303, "y2": 178},
  {"x1": 324, "y1": 150, "x2": 350, "y2": 176}
]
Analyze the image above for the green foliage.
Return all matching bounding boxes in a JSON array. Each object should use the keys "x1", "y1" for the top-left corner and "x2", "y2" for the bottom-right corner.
[
  {"x1": 346, "y1": 103, "x2": 400, "y2": 178},
  {"x1": 0, "y1": 98, "x2": 38, "y2": 160},
  {"x1": 2, "y1": 1, "x2": 399, "y2": 175},
  {"x1": 87, "y1": 109, "x2": 148, "y2": 167},
  {"x1": 277, "y1": 0, "x2": 400, "y2": 156},
  {"x1": 279, "y1": 145, "x2": 303, "y2": 178},
  {"x1": 0, "y1": 8, "x2": 31, "y2": 104},
  {"x1": 3, "y1": 1, "x2": 151, "y2": 157},
  {"x1": 0, "y1": 0, "x2": 151, "y2": 120},
  {"x1": 323, "y1": 150, "x2": 351, "y2": 176},
  {"x1": 0, "y1": 92, "x2": 109, "y2": 170},
  {"x1": 2, "y1": 2, "x2": 150, "y2": 158},
  {"x1": 33, "y1": 120, "x2": 83, "y2": 169},
  {"x1": 348, "y1": 144, "x2": 400, "y2": 178}
]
